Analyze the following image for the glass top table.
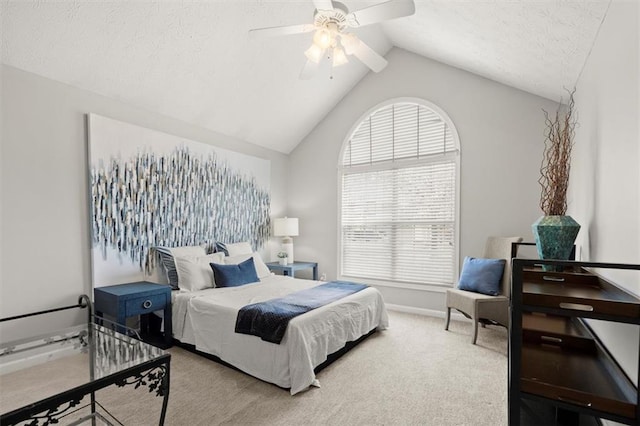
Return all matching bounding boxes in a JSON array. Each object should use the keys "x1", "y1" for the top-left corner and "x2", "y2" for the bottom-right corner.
[{"x1": 0, "y1": 295, "x2": 171, "y2": 425}]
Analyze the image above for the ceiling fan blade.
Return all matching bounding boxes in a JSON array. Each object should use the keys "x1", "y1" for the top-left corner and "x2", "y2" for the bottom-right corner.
[
  {"x1": 313, "y1": 0, "x2": 334, "y2": 11},
  {"x1": 349, "y1": 38, "x2": 388, "y2": 72},
  {"x1": 249, "y1": 23, "x2": 316, "y2": 39},
  {"x1": 300, "y1": 60, "x2": 320, "y2": 80},
  {"x1": 347, "y1": 0, "x2": 415, "y2": 28}
]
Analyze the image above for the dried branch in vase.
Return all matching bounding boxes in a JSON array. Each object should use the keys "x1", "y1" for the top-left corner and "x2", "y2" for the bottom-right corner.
[{"x1": 538, "y1": 88, "x2": 577, "y2": 216}]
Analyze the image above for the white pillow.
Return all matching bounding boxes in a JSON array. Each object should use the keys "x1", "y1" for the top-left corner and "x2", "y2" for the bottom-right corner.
[
  {"x1": 175, "y1": 252, "x2": 226, "y2": 291},
  {"x1": 169, "y1": 245, "x2": 207, "y2": 257},
  {"x1": 224, "y1": 252, "x2": 271, "y2": 279},
  {"x1": 155, "y1": 245, "x2": 208, "y2": 289},
  {"x1": 222, "y1": 241, "x2": 253, "y2": 257}
]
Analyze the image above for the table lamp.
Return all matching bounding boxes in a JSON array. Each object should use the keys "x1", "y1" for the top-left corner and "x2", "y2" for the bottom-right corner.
[{"x1": 274, "y1": 217, "x2": 299, "y2": 263}]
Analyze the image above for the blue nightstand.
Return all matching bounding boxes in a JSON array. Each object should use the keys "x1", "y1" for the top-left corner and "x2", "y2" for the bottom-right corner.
[
  {"x1": 94, "y1": 282, "x2": 172, "y2": 348},
  {"x1": 266, "y1": 261, "x2": 318, "y2": 280}
]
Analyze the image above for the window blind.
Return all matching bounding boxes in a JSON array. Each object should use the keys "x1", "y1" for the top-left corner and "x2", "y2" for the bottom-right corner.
[
  {"x1": 343, "y1": 103, "x2": 455, "y2": 167},
  {"x1": 340, "y1": 102, "x2": 458, "y2": 286}
]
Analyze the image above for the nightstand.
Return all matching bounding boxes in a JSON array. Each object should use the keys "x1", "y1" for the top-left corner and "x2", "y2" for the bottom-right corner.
[
  {"x1": 266, "y1": 261, "x2": 318, "y2": 280},
  {"x1": 94, "y1": 281, "x2": 172, "y2": 348}
]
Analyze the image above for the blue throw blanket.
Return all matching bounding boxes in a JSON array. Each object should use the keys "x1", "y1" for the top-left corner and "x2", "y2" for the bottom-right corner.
[{"x1": 235, "y1": 281, "x2": 368, "y2": 344}]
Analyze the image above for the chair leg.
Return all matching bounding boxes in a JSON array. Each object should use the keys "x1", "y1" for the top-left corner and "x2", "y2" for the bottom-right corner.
[
  {"x1": 471, "y1": 319, "x2": 479, "y2": 344},
  {"x1": 444, "y1": 307, "x2": 451, "y2": 330}
]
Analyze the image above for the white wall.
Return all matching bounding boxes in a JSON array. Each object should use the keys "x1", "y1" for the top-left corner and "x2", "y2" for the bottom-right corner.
[
  {"x1": 0, "y1": 65, "x2": 289, "y2": 341},
  {"x1": 569, "y1": 1, "x2": 639, "y2": 385},
  {"x1": 288, "y1": 48, "x2": 559, "y2": 311},
  {"x1": 0, "y1": 66, "x2": 4, "y2": 306}
]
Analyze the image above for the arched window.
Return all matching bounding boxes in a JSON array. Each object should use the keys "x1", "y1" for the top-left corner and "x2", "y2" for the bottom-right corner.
[{"x1": 338, "y1": 99, "x2": 460, "y2": 288}]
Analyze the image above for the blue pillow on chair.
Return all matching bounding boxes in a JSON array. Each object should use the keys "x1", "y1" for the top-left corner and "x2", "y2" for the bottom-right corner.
[
  {"x1": 457, "y1": 256, "x2": 506, "y2": 296},
  {"x1": 210, "y1": 257, "x2": 259, "y2": 287}
]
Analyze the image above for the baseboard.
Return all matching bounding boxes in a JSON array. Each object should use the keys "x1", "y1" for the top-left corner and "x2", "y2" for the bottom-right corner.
[
  {"x1": 385, "y1": 303, "x2": 470, "y2": 322},
  {"x1": 0, "y1": 325, "x2": 85, "y2": 375}
]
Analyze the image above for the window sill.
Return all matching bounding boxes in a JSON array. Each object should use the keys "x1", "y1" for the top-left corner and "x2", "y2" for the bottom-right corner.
[{"x1": 338, "y1": 275, "x2": 453, "y2": 293}]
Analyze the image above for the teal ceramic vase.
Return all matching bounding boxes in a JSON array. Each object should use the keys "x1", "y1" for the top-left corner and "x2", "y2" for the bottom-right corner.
[{"x1": 532, "y1": 215, "x2": 580, "y2": 269}]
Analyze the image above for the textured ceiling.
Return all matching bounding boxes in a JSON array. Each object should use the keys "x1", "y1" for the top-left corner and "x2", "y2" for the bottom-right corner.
[
  {"x1": 383, "y1": 0, "x2": 610, "y2": 102},
  {"x1": 1, "y1": 1, "x2": 609, "y2": 154}
]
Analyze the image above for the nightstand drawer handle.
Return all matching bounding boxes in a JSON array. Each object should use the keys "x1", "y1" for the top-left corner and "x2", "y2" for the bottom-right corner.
[{"x1": 142, "y1": 300, "x2": 153, "y2": 309}]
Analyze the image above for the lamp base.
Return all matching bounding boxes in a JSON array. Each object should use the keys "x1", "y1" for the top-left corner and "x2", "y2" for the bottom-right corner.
[{"x1": 281, "y1": 237, "x2": 294, "y2": 263}]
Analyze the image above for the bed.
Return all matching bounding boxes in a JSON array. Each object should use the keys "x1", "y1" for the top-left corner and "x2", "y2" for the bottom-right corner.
[{"x1": 171, "y1": 274, "x2": 389, "y2": 395}]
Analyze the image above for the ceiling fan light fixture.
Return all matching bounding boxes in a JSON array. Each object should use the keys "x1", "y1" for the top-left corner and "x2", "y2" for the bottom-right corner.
[
  {"x1": 305, "y1": 43, "x2": 325, "y2": 63},
  {"x1": 340, "y1": 33, "x2": 359, "y2": 55},
  {"x1": 332, "y1": 46, "x2": 348, "y2": 67},
  {"x1": 313, "y1": 28, "x2": 334, "y2": 50},
  {"x1": 249, "y1": 0, "x2": 415, "y2": 77}
]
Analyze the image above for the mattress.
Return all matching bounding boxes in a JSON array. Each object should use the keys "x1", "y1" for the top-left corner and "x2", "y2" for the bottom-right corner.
[{"x1": 172, "y1": 275, "x2": 388, "y2": 394}]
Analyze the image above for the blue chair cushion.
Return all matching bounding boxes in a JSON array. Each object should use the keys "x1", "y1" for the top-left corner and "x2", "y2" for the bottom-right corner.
[
  {"x1": 210, "y1": 257, "x2": 259, "y2": 287},
  {"x1": 457, "y1": 256, "x2": 506, "y2": 296}
]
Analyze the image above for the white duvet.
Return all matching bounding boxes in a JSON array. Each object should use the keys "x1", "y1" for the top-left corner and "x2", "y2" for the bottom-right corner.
[{"x1": 172, "y1": 275, "x2": 388, "y2": 395}]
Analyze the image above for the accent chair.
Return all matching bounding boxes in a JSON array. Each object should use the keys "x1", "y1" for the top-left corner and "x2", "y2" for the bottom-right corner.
[{"x1": 444, "y1": 236, "x2": 523, "y2": 344}]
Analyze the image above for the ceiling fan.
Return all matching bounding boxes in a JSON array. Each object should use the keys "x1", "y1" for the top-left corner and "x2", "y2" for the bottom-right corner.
[{"x1": 249, "y1": 0, "x2": 415, "y2": 79}]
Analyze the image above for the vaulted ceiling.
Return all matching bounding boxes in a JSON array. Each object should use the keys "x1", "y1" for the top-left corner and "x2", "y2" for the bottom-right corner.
[{"x1": 1, "y1": 0, "x2": 610, "y2": 154}]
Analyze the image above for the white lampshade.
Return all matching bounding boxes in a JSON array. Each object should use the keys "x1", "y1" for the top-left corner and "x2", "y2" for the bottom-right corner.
[
  {"x1": 340, "y1": 33, "x2": 359, "y2": 55},
  {"x1": 274, "y1": 217, "x2": 299, "y2": 237},
  {"x1": 332, "y1": 47, "x2": 348, "y2": 67},
  {"x1": 313, "y1": 28, "x2": 333, "y2": 50},
  {"x1": 304, "y1": 43, "x2": 325, "y2": 64}
]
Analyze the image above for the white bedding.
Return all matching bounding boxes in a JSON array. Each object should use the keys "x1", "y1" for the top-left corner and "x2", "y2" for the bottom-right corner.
[{"x1": 172, "y1": 275, "x2": 388, "y2": 395}]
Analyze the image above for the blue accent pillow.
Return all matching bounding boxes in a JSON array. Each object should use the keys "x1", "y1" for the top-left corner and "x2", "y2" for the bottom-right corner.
[
  {"x1": 210, "y1": 257, "x2": 259, "y2": 287},
  {"x1": 457, "y1": 257, "x2": 506, "y2": 296}
]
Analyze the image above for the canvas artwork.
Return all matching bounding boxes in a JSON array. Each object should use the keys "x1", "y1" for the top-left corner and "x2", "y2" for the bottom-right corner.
[{"x1": 87, "y1": 114, "x2": 271, "y2": 287}]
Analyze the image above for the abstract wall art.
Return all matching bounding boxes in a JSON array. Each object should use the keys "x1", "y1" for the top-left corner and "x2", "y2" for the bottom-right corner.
[{"x1": 87, "y1": 114, "x2": 271, "y2": 287}]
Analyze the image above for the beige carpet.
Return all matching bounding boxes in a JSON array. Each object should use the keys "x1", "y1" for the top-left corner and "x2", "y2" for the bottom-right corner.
[{"x1": 3, "y1": 311, "x2": 508, "y2": 425}]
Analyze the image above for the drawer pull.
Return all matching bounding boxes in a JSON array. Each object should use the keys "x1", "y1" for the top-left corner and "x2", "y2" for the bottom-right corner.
[
  {"x1": 543, "y1": 275, "x2": 565, "y2": 282},
  {"x1": 541, "y1": 335, "x2": 562, "y2": 344},
  {"x1": 142, "y1": 300, "x2": 153, "y2": 309},
  {"x1": 557, "y1": 396, "x2": 592, "y2": 408},
  {"x1": 559, "y1": 303, "x2": 594, "y2": 312}
]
